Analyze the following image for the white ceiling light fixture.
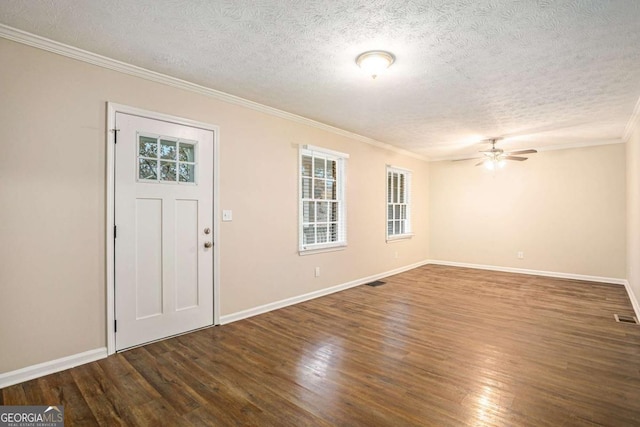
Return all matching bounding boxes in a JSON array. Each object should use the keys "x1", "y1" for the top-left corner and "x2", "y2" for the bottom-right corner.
[
  {"x1": 355, "y1": 50, "x2": 395, "y2": 79},
  {"x1": 483, "y1": 157, "x2": 506, "y2": 171}
]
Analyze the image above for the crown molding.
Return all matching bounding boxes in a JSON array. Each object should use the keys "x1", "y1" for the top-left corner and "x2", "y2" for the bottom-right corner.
[
  {"x1": 0, "y1": 24, "x2": 428, "y2": 161},
  {"x1": 534, "y1": 138, "x2": 624, "y2": 152},
  {"x1": 623, "y1": 95, "x2": 640, "y2": 142}
]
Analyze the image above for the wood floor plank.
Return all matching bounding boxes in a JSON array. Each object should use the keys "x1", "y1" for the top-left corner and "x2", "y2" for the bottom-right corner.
[
  {"x1": 1, "y1": 384, "x2": 28, "y2": 406},
  {"x1": 3, "y1": 265, "x2": 640, "y2": 426},
  {"x1": 121, "y1": 347, "x2": 202, "y2": 416},
  {"x1": 224, "y1": 320, "x2": 440, "y2": 426},
  {"x1": 181, "y1": 329, "x2": 344, "y2": 426},
  {"x1": 39, "y1": 370, "x2": 99, "y2": 425},
  {"x1": 160, "y1": 349, "x2": 272, "y2": 425},
  {"x1": 70, "y1": 362, "x2": 133, "y2": 425}
]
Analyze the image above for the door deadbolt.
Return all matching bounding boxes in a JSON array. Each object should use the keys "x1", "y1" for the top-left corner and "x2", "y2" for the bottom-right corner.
[
  {"x1": 204, "y1": 227, "x2": 211, "y2": 234},
  {"x1": 204, "y1": 241, "x2": 213, "y2": 248}
]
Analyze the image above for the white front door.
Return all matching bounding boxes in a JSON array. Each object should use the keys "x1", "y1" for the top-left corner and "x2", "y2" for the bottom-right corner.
[{"x1": 114, "y1": 112, "x2": 214, "y2": 351}]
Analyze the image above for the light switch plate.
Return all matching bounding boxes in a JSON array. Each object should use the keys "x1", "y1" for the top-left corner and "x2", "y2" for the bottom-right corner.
[{"x1": 222, "y1": 210, "x2": 233, "y2": 221}]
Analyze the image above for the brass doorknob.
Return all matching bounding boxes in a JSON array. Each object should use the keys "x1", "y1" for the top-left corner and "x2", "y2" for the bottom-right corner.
[{"x1": 204, "y1": 241, "x2": 213, "y2": 248}]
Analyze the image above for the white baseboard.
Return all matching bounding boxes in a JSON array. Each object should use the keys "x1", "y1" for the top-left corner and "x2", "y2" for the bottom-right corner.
[
  {"x1": 427, "y1": 259, "x2": 627, "y2": 285},
  {"x1": 0, "y1": 347, "x2": 107, "y2": 389},
  {"x1": 623, "y1": 280, "x2": 640, "y2": 319},
  {"x1": 220, "y1": 260, "x2": 430, "y2": 324}
]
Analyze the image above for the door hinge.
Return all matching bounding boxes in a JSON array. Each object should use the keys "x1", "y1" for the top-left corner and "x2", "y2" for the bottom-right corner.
[
  {"x1": 111, "y1": 128, "x2": 120, "y2": 144},
  {"x1": 114, "y1": 225, "x2": 117, "y2": 239},
  {"x1": 114, "y1": 320, "x2": 117, "y2": 333}
]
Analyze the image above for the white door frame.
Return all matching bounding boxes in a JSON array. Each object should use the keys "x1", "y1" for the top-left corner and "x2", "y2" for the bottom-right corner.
[{"x1": 106, "y1": 102, "x2": 221, "y2": 355}]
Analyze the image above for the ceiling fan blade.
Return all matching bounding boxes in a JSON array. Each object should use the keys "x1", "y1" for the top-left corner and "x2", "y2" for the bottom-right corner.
[
  {"x1": 507, "y1": 149, "x2": 537, "y2": 155},
  {"x1": 474, "y1": 161, "x2": 485, "y2": 167},
  {"x1": 504, "y1": 156, "x2": 528, "y2": 161},
  {"x1": 451, "y1": 157, "x2": 480, "y2": 162}
]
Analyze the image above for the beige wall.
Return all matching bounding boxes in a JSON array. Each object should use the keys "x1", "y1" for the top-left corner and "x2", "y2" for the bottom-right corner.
[
  {"x1": 1, "y1": 34, "x2": 634, "y2": 377},
  {"x1": 627, "y1": 119, "x2": 640, "y2": 307},
  {"x1": 429, "y1": 144, "x2": 626, "y2": 278},
  {"x1": 0, "y1": 39, "x2": 429, "y2": 373}
]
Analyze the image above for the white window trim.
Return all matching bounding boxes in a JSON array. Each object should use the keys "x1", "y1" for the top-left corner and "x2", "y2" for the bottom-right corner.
[
  {"x1": 386, "y1": 233, "x2": 414, "y2": 242},
  {"x1": 303, "y1": 144, "x2": 350, "y2": 160},
  {"x1": 299, "y1": 145, "x2": 348, "y2": 254},
  {"x1": 386, "y1": 165, "x2": 413, "y2": 242}
]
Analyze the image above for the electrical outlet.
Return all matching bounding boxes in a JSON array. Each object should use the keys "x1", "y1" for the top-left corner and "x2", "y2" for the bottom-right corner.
[
  {"x1": 394, "y1": 251, "x2": 399, "y2": 259},
  {"x1": 517, "y1": 251, "x2": 524, "y2": 259},
  {"x1": 315, "y1": 267, "x2": 320, "y2": 277}
]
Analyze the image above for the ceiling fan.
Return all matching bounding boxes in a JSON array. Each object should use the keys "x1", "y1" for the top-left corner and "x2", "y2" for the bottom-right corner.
[{"x1": 457, "y1": 138, "x2": 537, "y2": 170}]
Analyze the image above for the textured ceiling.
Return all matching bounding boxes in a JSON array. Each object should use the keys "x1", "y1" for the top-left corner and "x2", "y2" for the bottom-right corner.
[{"x1": 2, "y1": 0, "x2": 640, "y2": 158}]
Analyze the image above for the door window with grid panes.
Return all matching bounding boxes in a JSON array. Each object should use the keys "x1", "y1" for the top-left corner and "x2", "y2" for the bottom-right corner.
[
  {"x1": 138, "y1": 134, "x2": 197, "y2": 184},
  {"x1": 387, "y1": 166, "x2": 412, "y2": 240},
  {"x1": 299, "y1": 146, "x2": 347, "y2": 252}
]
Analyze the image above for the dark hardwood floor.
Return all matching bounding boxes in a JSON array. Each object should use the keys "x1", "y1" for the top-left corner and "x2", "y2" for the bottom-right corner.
[{"x1": 3, "y1": 265, "x2": 640, "y2": 426}]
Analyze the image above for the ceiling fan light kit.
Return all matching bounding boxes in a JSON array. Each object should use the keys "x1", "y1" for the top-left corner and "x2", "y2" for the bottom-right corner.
[{"x1": 483, "y1": 158, "x2": 506, "y2": 170}]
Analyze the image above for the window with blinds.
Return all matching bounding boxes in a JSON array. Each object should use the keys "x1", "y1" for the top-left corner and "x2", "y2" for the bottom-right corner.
[
  {"x1": 387, "y1": 166, "x2": 412, "y2": 240},
  {"x1": 299, "y1": 145, "x2": 348, "y2": 253}
]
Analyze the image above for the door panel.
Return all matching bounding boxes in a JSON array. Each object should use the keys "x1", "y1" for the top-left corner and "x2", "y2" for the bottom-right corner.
[
  {"x1": 135, "y1": 198, "x2": 163, "y2": 319},
  {"x1": 175, "y1": 199, "x2": 199, "y2": 311},
  {"x1": 115, "y1": 112, "x2": 214, "y2": 351}
]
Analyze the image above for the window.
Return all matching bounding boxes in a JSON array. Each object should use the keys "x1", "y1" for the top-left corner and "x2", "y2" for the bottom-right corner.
[
  {"x1": 299, "y1": 145, "x2": 348, "y2": 253},
  {"x1": 387, "y1": 166, "x2": 412, "y2": 240},
  {"x1": 138, "y1": 133, "x2": 197, "y2": 184}
]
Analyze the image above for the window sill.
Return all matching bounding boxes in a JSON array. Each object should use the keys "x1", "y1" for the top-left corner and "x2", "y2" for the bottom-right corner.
[
  {"x1": 386, "y1": 233, "x2": 414, "y2": 243},
  {"x1": 299, "y1": 244, "x2": 347, "y2": 256}
]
